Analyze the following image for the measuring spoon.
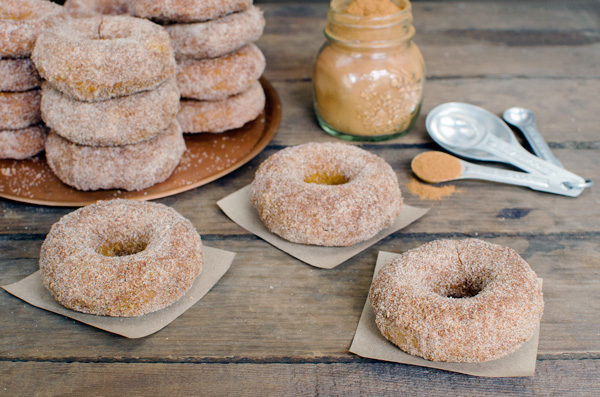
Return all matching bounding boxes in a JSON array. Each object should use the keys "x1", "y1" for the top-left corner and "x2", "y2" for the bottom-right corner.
[
  {"x1": 412, "y1": 152, "x2": 584, "y2": 197},
  {"x1": 502, "y1": 107, "x2": 564, "y2": 168},
  {"x1": 425, "y1": 103, "x2": 586, "y2": 192}
]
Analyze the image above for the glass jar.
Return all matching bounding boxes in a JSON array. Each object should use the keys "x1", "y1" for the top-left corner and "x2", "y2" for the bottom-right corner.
[{"x1": 313, "y1": 0, "x2": 425, "y2": 141}]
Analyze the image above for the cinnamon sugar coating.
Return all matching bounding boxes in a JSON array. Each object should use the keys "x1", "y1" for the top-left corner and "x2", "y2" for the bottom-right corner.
[
  {"x1": 250, "y1": 142, "x2": 403, "y2": 247},
  {"x1": 45, "y1": 121, "x2": 185, "y2": 191},
  {"x1": 39, "y1": 199, "x2": 204, "y2": 317},
  {"x1": 0, "y1": 90, "x2": 41, "y2": 129},
  {"x1": 0, "y1": 58, "x2": 41, "y2": 92},
  {"x1": 32, "y1": 15, "x2": 175, "y2": 102},
  {"x1": 0, "y1": 124, "x2": 47, "y2": 159},
  {"x1": 132, "y1": 0, "x2": 252, "y2": 23},
  {"x1": 166, "y1": 6, "x2": 264, "y2": 60},
  {"x1": 369, "y1": 239, "x2": 544, "y2": 363},
  {"x1": 177, "y1": 44, "x2": 265, "y2": 101},
  {"x1": 64, "y1": 0, "x2": 132, "y2": 18},
  {"x1": 178, "y1": 82, "x2": 264, "y2": 134},
  {"x1": 0, "y1": 0, "x2": 68, "y2": 58},
  {"x1": 41, "y1": 78, "x2": 180, "y2": 146}
]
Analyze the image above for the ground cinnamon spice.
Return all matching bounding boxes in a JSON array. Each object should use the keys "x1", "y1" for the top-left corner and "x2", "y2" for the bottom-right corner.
[
  {"x1": 406, "y1": 177, "x2": 460, "y2": 200},
  {"x1": 345, "y1": 0, "x2": 403, "y2": 17},
  {"x1": 411, "y1": 151, "x2": 463, "y2": 183}
]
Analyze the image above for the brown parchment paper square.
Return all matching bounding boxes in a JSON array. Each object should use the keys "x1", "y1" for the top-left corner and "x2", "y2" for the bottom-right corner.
[
  {"x1": 350, "y1": 251, "x2": 542, "y2": 377},
  {"x1": 217, "y1": 185, "x2": 429, "y2": 269},
  {"x1": 2, "y1": 246, "x2": 235, "y2": 338}
]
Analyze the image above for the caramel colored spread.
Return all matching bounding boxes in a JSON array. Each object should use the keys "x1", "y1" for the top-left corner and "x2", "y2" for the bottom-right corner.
[{"x1": 345, "y1": 0, "x2": 402, "y2": 17}]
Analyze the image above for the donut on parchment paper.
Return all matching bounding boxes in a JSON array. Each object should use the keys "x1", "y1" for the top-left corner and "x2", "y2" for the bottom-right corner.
[{"x1": 40, "y1": 199, "x2": 204, "y2": 317}]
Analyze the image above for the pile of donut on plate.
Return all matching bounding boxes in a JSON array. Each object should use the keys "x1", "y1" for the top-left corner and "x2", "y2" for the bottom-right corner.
[
  {"x1": 40, "y1": 199, "x2": 204, "y2": 317},
  {"x1": 0, "y1": 0, "x2": 67, "y2": 160},
  {"x1": 64, "y1": 0, "x2": 267, "y2": 134},
  {"x1": 32, "y1": 13, "x2": 184, "y2": 191}
]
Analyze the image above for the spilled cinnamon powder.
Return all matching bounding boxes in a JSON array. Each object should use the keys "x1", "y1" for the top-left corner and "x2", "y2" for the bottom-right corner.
[
  {"x1": 344, "y1": 0, "x2": 403, "y2": 17},
  {"x1": 406, "y1": 177, "x2": 460, "y2": 200}
]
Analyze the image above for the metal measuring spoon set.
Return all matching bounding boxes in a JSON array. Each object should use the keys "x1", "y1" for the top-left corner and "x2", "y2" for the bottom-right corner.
[{"x1": 425, "y1": 103, "x2": 593, "y2": 197}]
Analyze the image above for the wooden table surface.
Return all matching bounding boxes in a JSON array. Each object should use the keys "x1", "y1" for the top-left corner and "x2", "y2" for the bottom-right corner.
[{"x1": 2, "y1": 1, "x2": 600, "y2": 394}]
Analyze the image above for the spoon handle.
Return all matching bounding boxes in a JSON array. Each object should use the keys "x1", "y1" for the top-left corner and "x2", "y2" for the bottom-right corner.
[
  {"x1": 460, "y1": 161, "x2": 583, "y2": 197},
  {"x1": 479, "y1": 134, "x2": 584, "y2": 185},
  {"x1": 520, "y1": 123, "x2": 564, "y2": 168}
]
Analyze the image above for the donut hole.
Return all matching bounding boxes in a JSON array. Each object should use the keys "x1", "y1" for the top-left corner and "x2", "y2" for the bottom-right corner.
[
  {"x1": 304, "y1": 171, "x2": 348, "y2": 185},
  {"x1": 433, "y1": 276, "x2": 487, "y2": 299},
  {"x1": 97, "y1": 237, "x2": 149, "y2": 257}
]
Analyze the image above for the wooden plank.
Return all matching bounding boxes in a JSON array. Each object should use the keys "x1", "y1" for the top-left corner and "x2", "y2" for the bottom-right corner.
[
  {"x1": 259, "y1": 2, "x2": 600, "y2": 81},
  {"x1": 2, "y1": 360, "x2": 600, "y2": 395},
  {"x1": 2, "y1": 235, "x2": 598, "y2": 360}
]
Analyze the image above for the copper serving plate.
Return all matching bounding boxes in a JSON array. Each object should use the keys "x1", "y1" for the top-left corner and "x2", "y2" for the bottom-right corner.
[{"x1": 0, "y1": 78, "x2": 281, "y2": 207}]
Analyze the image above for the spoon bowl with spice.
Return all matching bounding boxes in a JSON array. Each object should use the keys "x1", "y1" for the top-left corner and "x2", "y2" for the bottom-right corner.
[{"x1": 411, "y1": 151, "x2": 585, "y2": 197}]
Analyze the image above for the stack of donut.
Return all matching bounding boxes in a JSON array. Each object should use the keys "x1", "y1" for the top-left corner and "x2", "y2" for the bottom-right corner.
[
  {"x1": 32, "y1": 15, "x2": 185, "y2": 191},
  {"x1": 131, "y1": 0, "x2": 267, "y2": 134},
  {"x1": 0, "y1": 0, "x2": 66, "y2": 160}
]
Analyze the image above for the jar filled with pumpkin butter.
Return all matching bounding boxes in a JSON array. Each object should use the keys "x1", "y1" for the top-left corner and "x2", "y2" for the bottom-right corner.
[{"x1": 313, "y1": 0, "x2": 424, "y2": 141}]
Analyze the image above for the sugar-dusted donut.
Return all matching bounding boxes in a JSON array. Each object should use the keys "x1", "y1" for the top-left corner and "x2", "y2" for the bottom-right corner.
[
  {"x1": 177, "y1": 81, "x2": 264, "y2": 134},
  {"x1": 32, "y1": 15, "x2": 175, "y2": 102},
  {"x1": 39, "y1": 199, "x2": 204, "y2": 317},
  {"x1": 369, "y1": 239, "x2": 544, "y2": 363},
  {"x1": 177, "y1": 44, "x2": 265, "y2": 101},
  {"x1": 0, "y1": 58, "x2": 41, "y2": 92},
  {"x1": 64, "y1": 0, "x2": 132, "y2": 18},
  {"x1": 250, "y1": 142, "x2": 403, "y2": 246},
  {"x1": 0, "y1": 125, "x2": 47, "y2": 160},
  {"x1": 0, "y1": 0, "x2": 67, "y2": 58},
  {"x1": 166, "y1": 5, "x2": 264, "y2": 60},
  {"x1": 132, "y1": 0, "x2": 252, "y2": 23},
  {"x1": 41, "y1": 78, "x2": 180, "y2": 146},
  {"x1": 0, "y1": 90, "x2": 41, "y2": 130},
  {"x1": 45, "y1": 121, "x2": 185, "y2": 191}
]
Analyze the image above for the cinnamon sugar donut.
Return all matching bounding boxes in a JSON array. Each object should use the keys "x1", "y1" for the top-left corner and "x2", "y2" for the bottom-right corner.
[
  {"x1": 177, "y1": 44, "x2": 265, "y2": 101},
  {"x1": 132, "y1": 0, "x2": 252, "y2": 23},
  {"x1": 40, "y1": 199, "x2": 204, "y2": 317},
  {"x1": 41, "y1": 78, "x2": 180, "y2": 146},
  {"x1": 32, "y1": 15, "x2": 175, "y2": 102},
  {"x1": 0, "y1": 58, "x2": 41, "y2": 92},
  {"x1": 0, "y1": 125, "x2": 47, "y2": 159},
  {"x1": 64, "y1": 0, "x2": 131, "y2": 18},
  {"x1": 45, "y1": 121, "x2": 185, "y2": 191},
  {"x1": 166, "y1": 6, "x2": 264, "y2": 60},
  {"x1": 0, "y1": 0, "x2": 67, "y2": 58},
  {"x1": 369, "y1": 239, "x2": 544, "y2": 363},
  {"x1": 250, "y1": 142, "x2": 403, "y2": 246},
  {"x1": 0, "y1": 90, "x2": 41, "y2": 130},
  {"x1": 178, "y1": 81, "x2": 264, "y2": 134}
]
